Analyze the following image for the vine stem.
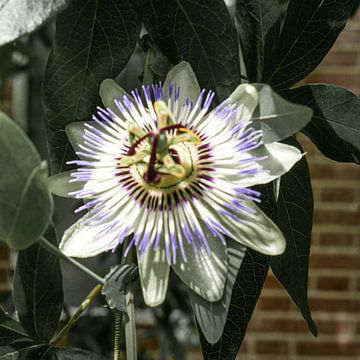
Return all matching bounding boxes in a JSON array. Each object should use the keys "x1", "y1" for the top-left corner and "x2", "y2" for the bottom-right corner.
[
  {"x1": 50, "y1": 284, "x2": 103, "y2": 345},
  {"x1": 124, "y1": 285, "x2": 137, "y2": 360},
  {"x1": 38, "y1": 236, "x2": 105, "y2": 284}
]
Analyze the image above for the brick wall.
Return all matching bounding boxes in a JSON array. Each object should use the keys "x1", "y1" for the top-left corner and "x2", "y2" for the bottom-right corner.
[{"x1": 236, "y1": 11, "x2": 360, "y2": 360}]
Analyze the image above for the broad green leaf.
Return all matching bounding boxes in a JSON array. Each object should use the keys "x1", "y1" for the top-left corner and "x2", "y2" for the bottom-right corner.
[
  {"x1": 13, "y1": 226, "x2": 63, "y2": 342},
  {"x1": 0, "y1": 343, "x2": 46, "y2": 360},
  {"x1": 283, "y1": 84, "x2": 360, "y2": 164},
  {"x1": 252, "y1": 84, "x2": 313, "y2": 143},
  {"x1": 0, "y1": 0, "x2": 69, "y2": 45},
  {"x1": 189, "y1": 240, "x2": 246, "y2": 344},
  {"x1": 48, "y1": 171, "x2": 85, "y2": 198},
  {"x1": 271, "y1": 137, "x2": 317, "y2": 336},
  {"x1": 236, "y1": 0, "x2": 281, "y2": 82},
  {"x1": 0, "y1": 308, "x2": 29, "y2": 346},
  {"x1": 141, "y1": 0, "x2": 241, "y2": 101},
  {"x1": 43, "y1": 0, "x2": 141, "y2": 174},
  {"x1": 53, "y1": 347, "x2": 107, "y2": 359},
  {"x1": 102, "y1": 264, "x2": 138, "y2": 313},
  {"x1": 200, "y1": 249, "x2": 269, "y2": 358},
  {"x1": 265, "y1": 0, "x2": 354, "y2": 89},
  {"x1": 0, "y1": 112, "x2": 53, "y2": 250}
]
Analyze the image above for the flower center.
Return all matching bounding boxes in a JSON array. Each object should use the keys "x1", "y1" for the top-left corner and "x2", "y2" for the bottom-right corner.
[{"x1": 119, "y1": 101, "x2": 201, "y2": 192}]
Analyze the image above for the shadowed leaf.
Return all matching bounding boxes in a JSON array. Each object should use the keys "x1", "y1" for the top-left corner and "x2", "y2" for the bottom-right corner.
[
  {"x1": 141, "y1": 0, "x2": 241, "y2": 101},
  {"x1": 43, "y1": 0, "x2": 141, "y2": 174},
  {"x1": 283, "y1": 84, "x2": 360, "y2": 164},
  {"x1": 271, "y1": 137, "x2": 317, "y2": 336},
  {"x1": 13, "y1": 226, "x2": 63, "y2": 341},
  {"x1": 265, "y1": 0, "x2": 353, "y2": 89}
]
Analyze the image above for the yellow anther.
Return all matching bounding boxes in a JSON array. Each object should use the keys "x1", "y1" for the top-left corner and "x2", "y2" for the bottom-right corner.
[
  {"x1": 154, "y1": 100, "x2": 174, "y2": 128},
  {"x1": 127, "y1": 123, "x2": 146, "y2": 139}
]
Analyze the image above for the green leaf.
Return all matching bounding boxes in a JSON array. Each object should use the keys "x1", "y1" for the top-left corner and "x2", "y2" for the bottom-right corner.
[
  {"x1": 0, "y1": 0, "x2": 69, "y2": 46},
  {"x1": 271, "y1": 137, "x2": 317, "y2": 336},
  {"x1": 200, "y1": 249, "x2": 269, "y2": 359},
  {"x1": 43, "y1": 0, "x2": 141, "y2": 174},
  {"x1": 265, "y1": 0, "x2": 354, "y2": 89},
  {"x1": 282, "y1": 84, "x2": 360, "y2": 164},
  {"x1": 102, "y1": 264, "x2": 138, "y2": 313},
  {"x1": 53, "y1": 347, "x2": 107, "y2": 359},
  {"x1": 236, "y1": 0, "x2": 281, "y2": 82},
  {"x1": 252, "y1": 84, "x2": 313, "y2": 143},
  {"x1": 48, "y1": 171, "x2": 85, "y2": 198},
  {"x1": 0, "y1": 112, "x2": 53, "y2": 250},
  {"x1": 141, "y1": 0, "x2": 241, "y2": 101},
  {"x1": 189, "y1": 240, "x2": 246, "y2": 344},
  {"x1": 13, "y1": 226, "x2": 63, "y2": 342},
  {"x1": 0, "y1": 308, "x2": 29, "y2": 346}
]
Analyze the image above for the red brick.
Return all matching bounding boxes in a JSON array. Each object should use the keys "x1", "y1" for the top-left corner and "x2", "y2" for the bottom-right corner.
[
  {"x1": 316, "y1": 320, "x2": 353, "y2": 335},
  {"x1": 320, "y1": 187, "x2": 355, "y2": 202},
  {"x1": 0, "y1": 269, "x2": 9, "y2": 283},
  {"x1": 337, "y1": 29, "x2": 360, "y2": 44},
  {"x1": 313, "y1": 209, "x2": 360, "y2": 226},
  {"x1": 317, "y1": 276, "x2": 349, "y2": 291},
  {"x1": 0, "y1": 246, "x2": 9, "y2": 262},
  {"x1": 263, "y1": 275, "x2": 283, "y2": 290},
  {"x1": 308, "y1": 163, "x2": 336, "y2": 179},
  {"x1": 296, "y1": 341, "x2": 359, "y2": 356},
  {"x1": 309, "y1": 298, "x2": 360, "y2": 312},
  {"x1": 257, "y1": 297, "x2": 291, "y2": 311},
  {"x1": 306, "y1": 73, "x2": 360, "y2": 91},
  {"x1": 310, "y1": 254, "x2": 360, "y2": 270},
  {"x1": 248, "y1": 318, "x2": 307, "y2": 333},
  {"x1": 321, "y1": 51, "x2": 359, "y2": 66},
  {"x1": 317, "y1": 232, "x2": 353, "y2": 246},
  {"x1": 256, "y1": 340, "x2": 288, "y2": 354}
]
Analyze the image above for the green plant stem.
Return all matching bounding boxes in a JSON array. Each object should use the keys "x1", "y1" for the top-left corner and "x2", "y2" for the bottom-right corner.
[
  {"x1": 124, "y1": 285, "x2": 137, "y2": 360},
  {"x1": 38, "y1": 236, "x2": 105, "y2": 284},
  {"x1": 50, "y1": 284, "x2": 103, "y2": 345}
]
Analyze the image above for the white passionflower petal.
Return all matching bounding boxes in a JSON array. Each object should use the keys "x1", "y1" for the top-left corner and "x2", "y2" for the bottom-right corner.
[
  {"x1": 60, "y1": 214, "x2": 123, "y2": 258},
  {"x1": 171, "y1": 226, "x2": 228, "y2": 302},
  {"x1": 137, "y1": 247, "x2": 170, "y2": 307},
  {"x1": 235, "y1": 142, "x2": 303, "y2": 188},
  {"x1": 60, "y1": 63, "x2": 306, "y2": 305}
]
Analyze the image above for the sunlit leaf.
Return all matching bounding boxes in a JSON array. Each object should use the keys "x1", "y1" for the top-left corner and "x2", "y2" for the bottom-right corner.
[
  {"x1": 283, "y1": 84, "x2": 360, "y2": 164},
  {"x1": 0, "y1": 0, "x2": 70, "y2": 45},
  {"x1": 0, "y1": 112, "x2": 53, "y2": 250}
]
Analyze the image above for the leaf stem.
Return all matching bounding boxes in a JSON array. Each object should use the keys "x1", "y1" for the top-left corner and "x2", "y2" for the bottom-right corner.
[
  {"x1": 50, "y1": 284, "x2": 103, "y2": 345},
  {"x1": 38, "y1": 236, "x2": 105, "y2": 284}
]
